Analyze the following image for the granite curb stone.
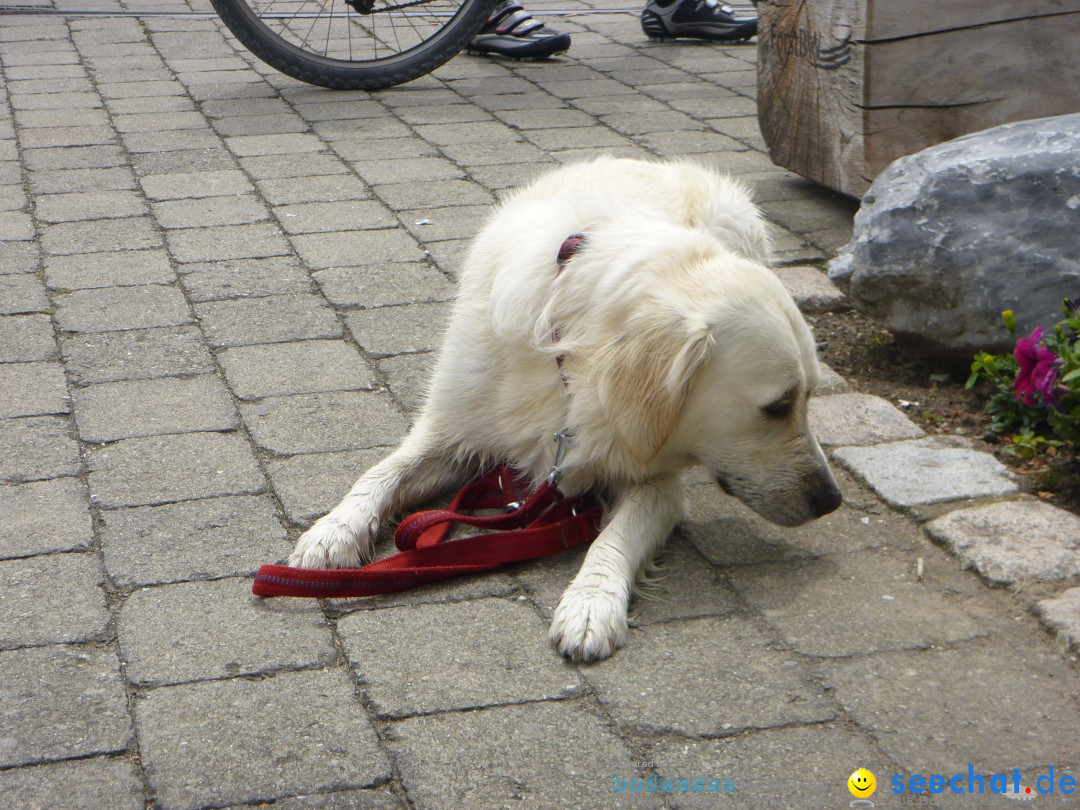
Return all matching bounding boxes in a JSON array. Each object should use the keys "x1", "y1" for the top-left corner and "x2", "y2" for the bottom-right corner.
[
  {"x1": 925, "y1": 500, "x2": 1080, "y2": 584},
  {"x1": 832, "y1": 436, "x2": 1019, "y2": 509}
]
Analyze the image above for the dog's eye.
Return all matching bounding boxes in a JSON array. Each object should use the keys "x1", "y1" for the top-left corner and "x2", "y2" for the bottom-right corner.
[{"x1": 761, "y1": 398, "x2": 794, "y2": 419}]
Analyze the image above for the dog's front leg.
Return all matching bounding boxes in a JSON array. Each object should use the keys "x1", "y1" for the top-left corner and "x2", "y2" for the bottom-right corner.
[
  {"x1": 288, "y1": 425, "x2": 468, "y2": 569},
  {"x1": 549, "y1": 473, "x2": 685, "y2": 661}
]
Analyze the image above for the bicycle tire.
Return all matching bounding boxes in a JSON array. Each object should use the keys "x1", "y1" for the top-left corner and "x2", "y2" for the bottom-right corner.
[{"x1": 209, "y1": 0, "x2": 495, "y2": 90}]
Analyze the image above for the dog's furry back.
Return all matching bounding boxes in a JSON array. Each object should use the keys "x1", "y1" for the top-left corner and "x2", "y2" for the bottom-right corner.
[{"x1": 418, "y1": 157, "x2": 774, "y2": 488}]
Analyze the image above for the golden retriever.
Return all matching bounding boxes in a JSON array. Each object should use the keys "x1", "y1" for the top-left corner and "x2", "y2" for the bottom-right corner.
[{"x1": 288, "y1": 157, "x2": 841, "y2": 661}]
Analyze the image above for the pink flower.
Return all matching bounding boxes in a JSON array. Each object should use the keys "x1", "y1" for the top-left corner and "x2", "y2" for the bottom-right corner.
[{"x1": 1012, "y1": 327, "x2": 1059, "y2": 406}]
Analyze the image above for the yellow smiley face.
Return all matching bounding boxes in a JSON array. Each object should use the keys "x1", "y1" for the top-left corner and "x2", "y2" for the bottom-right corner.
[{"x1": 848, "y1": 768, "x2": 876, "y2": 798}]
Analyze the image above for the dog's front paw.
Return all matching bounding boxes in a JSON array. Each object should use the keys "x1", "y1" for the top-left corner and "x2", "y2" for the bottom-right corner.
[
  {"x1": 549, "y1": 583, "x2": 629, "y2": 662},
  {"x1": 287, "y1": 516, "x2": 373, "y2": 569}
]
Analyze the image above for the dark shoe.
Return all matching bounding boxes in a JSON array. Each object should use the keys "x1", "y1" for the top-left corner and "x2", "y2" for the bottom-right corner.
[
  {"x1": 466, "y1": 0, "x2": 571, "y2": 60},
  {"x1": 641, "y1": 0, "x2": 757, "y2": 42}
]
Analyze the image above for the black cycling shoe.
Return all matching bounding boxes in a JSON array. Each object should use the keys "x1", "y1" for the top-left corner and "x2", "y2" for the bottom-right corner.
[
  {"x1": 641, "y1": 0, "x2": 758, "y2": 42},
  {"x1": 466, "y1": 0, "x2": 571, "y2": 60}
]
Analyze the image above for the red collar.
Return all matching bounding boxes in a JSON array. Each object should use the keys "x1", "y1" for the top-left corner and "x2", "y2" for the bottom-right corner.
[{"x1": 557, "y1": 231, "x2": 589, "y2": 271}]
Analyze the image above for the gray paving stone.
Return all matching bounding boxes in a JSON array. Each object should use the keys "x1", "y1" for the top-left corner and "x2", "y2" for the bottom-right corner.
[
  {"x1": 33, "y1": 189, "x2": 146, "y2": 224},
  {"x1": 264, "y1": 447, "x2": 387, "y2": 525},
  {"x1": 329, "y1": 136, "x2": 438, "y2": 163},
  {"x1": 0, "y1": 241, "x2": 40, "y2": 275},
  {"x1": 776, "y1": 264, "x2": 849, "y2": 314},
  {"x1": 165, "y1": 223, "x2": 292, "y2": 263},
  {"x1": 113, "y1": 110, "x2": 207, "y2": 134},
  {"x1": 345, "y1": 302, "x2": 450, "y2": 357},
  {"x1": 0, "y1": 185, "x2": 27, "y2": 213},
  {"x1": 818, "y1": 643, "x2": 1080, "y2": 774},
  {"x1": 0, "y1": 416, "x2": 81, "y2": 483},
  {"x1": 0, "y1": 476, "x2": 93, "y2": 559},
  {"x1": 54, "y1": 284, "x2": 191, "y2": 333},
  {"x1": 728, "y1": 550, "x2": 983, "y2": 657},
  {"x1": 377, "y1": 352, "x2": 435, "y2": 413},
  {"x1": 650, "y1": 724, "x2": 894, "y2": 809},
  {"x1": 122, "y1": 129, "x2": 222, "y2": 155},
  {"x1": 61, "y1": 325, "x2": 214, "y2": 385},
  {"x1": 809, "y1": 392, "x2": 925, "y2": 447},
  {"x1": 583, "y1": 616, "x2": 834, "y2": 736},
  {"x1": 0, "y1": 361, "x2": 68, "y2": 417},
  {"x1": 152, "y1": 194, "x2": 270, "y2": 229},
  {"x1": 0, "y1": 756, "x2": 144, "y2": 810},
  {"x1": 211, "y1": 112, "x2": 309, "y2": 137},
  {"x1": 274, "y1": 199, "x2": 396, "y2": 234},
  {"x1": 0, "y1": 644, "x2": 129, "y2": 768},
  {"x1": 87, "y1": 431, "x2": 265, "y2": 508},
  {"x1": 390, "y1": 700, "x2": 654, "y2": 810},
  {"x1": 13, "y1": 107, "x2": 106, "y2": 129},
  {"x1": 925, "y1": 500, "x2": 1080, "y2": 584},
  {"x1": 291, "y1": 228, "x2": 425, "y2": 269},
  {"x1": 177, "y1": 256, "x2": 312, "y2": 302},
  {"x1": 136, "y1": 669, "x2": 391, "y2": 810},
  {"x1": 73, "y1": 375, "x2": 238, "y2": 442},
  {"x1": 218, "y1": 340, "x2": 375, "y2": 400},
  {"x1": 833, "y1": 437, "x2": 1020, "y2": 509},
  {"x1": 348, "y1": 156, "x2": 464, "y2": 186},
  {"x1": 0, "y1": 210, "x2": 34, "y2": 241},
  {"x1": 0, "y1": 274, "x2": 49, "y2": 314},
  {"x1": 256, "y1": 173, "x2": 372, "y2": 206},
  {"x1": 1036, "y1": 586, "x2": 1080, "y2": 651},
  {"x1": 815, "y1": 361, "x2": 850, "y2": 395},
  {"x1": 240, "y1": 152, "x2": 349, "y2": 180},
  {"x1": 96, "y1": 79, "x2": 184, "y2": 99},
  {"x1": 402, "y1": 205, "x2": 488, "y2": 243},
  {"x1": 241, "y1": 390, "x2": 406, "y2": 455},
  {"x1": 314, "y1": 263, "x2": 455, "y2": 308},
  {"x1": 100, "y1": 494, "x2": 290, "y2": 587},
  {"x1": 131, "y1": 146, "x2": 238, "y2": 177},
  {"x1": 119, "y1": 577, "x2": 335, "y2": 686},
  {"x1": 194, "y1": 293, "x2": 342, "y2": 347},
  {"x1": 19, "y1": 125, "x2": 113, "y2": 150},
  {"x1": 40, "y1": 217, "x2": 161, "y2": 255},
  {"x1": 339, "y1": 598, "x2": 579, "y2": 718},
  {"x1": 0, "y1": 552, "x2": 109, "y2": 647},
  {"x1": 221, "y1": 788, "x2": 404, "y2": 810},
  {"x1": 139, "y1": 168, "x2": 252, "y2": 200},
  {"x1": 21, "y1": 145, "x2": 125, "y2": 174},
  {"x1": 44, "y1": 248, "x2": 175, "y2": 290},
  {"x1": 372, "y1": 178, "x2": 494, "y2": 212},
  {"x1": 225, "y1": 132, "x2": 324, "y2": 157},
  {"x1": 27, "y1": 165, "x2": 136, "y2": 195}
]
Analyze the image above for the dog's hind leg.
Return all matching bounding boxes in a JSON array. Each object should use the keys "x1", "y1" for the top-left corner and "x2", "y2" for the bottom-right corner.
[
  {"x1": 548, "y1": 472, "x2": 685, "y2": 661},
  {"x1": 287, "y1": 423, "x2": 469, "y2": 569}
]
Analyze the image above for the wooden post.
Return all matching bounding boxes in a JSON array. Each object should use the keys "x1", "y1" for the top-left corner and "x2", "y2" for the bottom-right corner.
[{"x1": 757, "y1": 0, "x2": 1080, "y2": 198}]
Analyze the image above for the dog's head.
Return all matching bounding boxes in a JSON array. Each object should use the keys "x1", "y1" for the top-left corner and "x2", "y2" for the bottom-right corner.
[{"x1": 584, "y1": 244, "x2": 841, "y2": 526}]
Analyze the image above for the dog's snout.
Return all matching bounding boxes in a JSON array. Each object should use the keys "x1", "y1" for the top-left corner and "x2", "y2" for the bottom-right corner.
[{"x1": 809, "y1": 478, "x2": 842, "y2": 518}]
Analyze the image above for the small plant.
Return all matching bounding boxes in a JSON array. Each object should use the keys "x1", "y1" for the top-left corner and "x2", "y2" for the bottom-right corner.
[{"x1": 967, "y1": 300, "x2": 1080, "y2": 464}]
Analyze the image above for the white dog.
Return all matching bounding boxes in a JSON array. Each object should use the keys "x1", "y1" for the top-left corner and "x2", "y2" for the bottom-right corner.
[{"x1": 289, "y1": 157, "x2": 841, "y2": 661}]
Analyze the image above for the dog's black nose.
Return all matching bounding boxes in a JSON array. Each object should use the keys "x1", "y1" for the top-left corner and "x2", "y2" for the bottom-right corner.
[{"x1": 809, "y1": 480, "x2": 842, "y2": 517}]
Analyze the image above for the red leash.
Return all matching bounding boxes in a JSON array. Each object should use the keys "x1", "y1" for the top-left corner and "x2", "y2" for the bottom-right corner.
[{"x1": 252, "y1": 465, "x2": 602, "y2": 598}]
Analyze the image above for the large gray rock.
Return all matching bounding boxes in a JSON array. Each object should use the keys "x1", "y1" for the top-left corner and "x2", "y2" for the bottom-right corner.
[{"x1": 829, "y1": 114, "x2": 1080, "y2": 359}]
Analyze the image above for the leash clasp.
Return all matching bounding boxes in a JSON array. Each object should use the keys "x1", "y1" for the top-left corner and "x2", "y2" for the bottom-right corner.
[{"x1": 547, "y1": 431, "x2": 573, "y2": 486}]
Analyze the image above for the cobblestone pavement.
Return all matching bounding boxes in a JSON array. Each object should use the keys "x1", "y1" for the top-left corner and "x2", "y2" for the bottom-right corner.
[{"x1": 1, "y1": 2, "x2": 1078, "y2": 808}]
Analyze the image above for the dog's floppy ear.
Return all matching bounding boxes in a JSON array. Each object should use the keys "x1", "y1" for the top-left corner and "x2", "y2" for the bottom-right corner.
[{"x1": 592, "y1": 317, "x2": 713, "y2": 464}]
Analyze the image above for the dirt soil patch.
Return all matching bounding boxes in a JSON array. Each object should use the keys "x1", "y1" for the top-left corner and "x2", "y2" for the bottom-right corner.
[{"x1": 811, "y1": 308, "x2": 1080, "y2": 517}]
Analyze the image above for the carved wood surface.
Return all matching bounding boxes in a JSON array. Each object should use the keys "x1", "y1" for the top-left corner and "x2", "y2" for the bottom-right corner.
[{"x1": 757, "y1": 0, "x2": 1080, "y2": 197}]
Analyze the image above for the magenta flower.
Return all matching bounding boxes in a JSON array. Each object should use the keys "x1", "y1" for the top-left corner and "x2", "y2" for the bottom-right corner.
[{"x1": 1012, "y1": 327, "x2": 1059, "y2": 406}]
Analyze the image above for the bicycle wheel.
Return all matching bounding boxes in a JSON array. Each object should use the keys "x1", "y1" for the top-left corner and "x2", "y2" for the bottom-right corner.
[{"x1": 210, "y1": 0, "x2": 495, "y2": 90}]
